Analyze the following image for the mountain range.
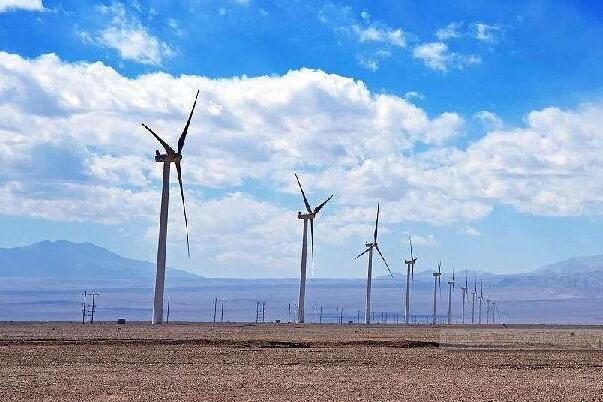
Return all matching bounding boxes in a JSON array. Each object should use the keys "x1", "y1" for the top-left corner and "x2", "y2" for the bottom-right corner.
[
  {"x1": 0, "y1": 240, "x2": 201, "y2": 281},
  {"x1": 0, "y1": 240, "x2": 602, "y2": 323}
]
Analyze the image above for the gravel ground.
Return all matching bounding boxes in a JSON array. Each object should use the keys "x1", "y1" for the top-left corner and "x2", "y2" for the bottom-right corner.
[{"x1": 1, "y1": 322, "x2": 603, "y2": 401}]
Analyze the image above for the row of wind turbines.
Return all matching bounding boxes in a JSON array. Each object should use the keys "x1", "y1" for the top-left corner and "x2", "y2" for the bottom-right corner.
[
  {"x1": 294, "y1": 176, "x2": 500, "y2": 325},
  {"x1": 141, "y1": 90, "x2": 500, "y2": 325}
]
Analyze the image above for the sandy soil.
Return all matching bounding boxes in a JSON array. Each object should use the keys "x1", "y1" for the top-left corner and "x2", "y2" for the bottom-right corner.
[{"x1": 1, "y1": 322, "x2": 603, "y2": 401}]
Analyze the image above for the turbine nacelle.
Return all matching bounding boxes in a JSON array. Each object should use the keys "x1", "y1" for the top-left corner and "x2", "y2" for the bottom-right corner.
[
  {"x1": 155, "y1": 153, "x2": 182, "y2": 163},
  {"x1": 298, "y1": 211, "x2": 316, "y2": 220}
]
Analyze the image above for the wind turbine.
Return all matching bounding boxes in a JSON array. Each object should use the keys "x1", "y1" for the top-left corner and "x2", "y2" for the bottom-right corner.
[
  {"x1": 459, "y1": 272, "x2": 468, "y2": 324},
  {"x1": 294, "y1": 173, "x2": 333, "y2": 323},
  {"x1": 478, "y1": 279, "x2": 484, "y2": 324},
  {"x1": 447, "y1": 268, "x2": 455, "y2": 324},
  {"x1": 432, "y1": 261, "x2": 442, "y2": 324},
  {"x1": 492, "y1": 301, "x2": 499, "y2": 324},
  {"x1": 356, "y1": 202, "x2": 393, "y2": 324},
  {"x1": 471, "y1": 274, "x2": 477, "y2": 324},
  {"x1": 403, "y1": 236, "x2": 417, "y2": 325},
  {"x1": 142, "y1": 90, "x2": 198, "y2": 325}
]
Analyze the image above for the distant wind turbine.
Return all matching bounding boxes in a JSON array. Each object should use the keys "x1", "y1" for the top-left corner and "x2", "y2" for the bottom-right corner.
[
  {"x1": 459, "y1": 272, "x2": 468, "y2": 324},
  {"x1": 356, "y1": 202, "x2": 393, "y2": 324},
  {"x1": 141, "y1": 90, "x2": 199, "y2": 325},
  {"x1": 486, "y1": 283, "x2": 493, "y2": 324},
  {"x1": 478, "y1": 279, "x2": 484, "y2": 324},
  {"x1": 403, "y1": 236, "x2": 417, "y2": 325},
  {"x1": 492, "y1": 301, "x2": 499, "y2": 324},
  {"x1": 432, "y1": 261, "x2": 442, "y2": 324},
  {"x1": 447, "y1": 268, "x2": 455, "y2": 324},
  {"x1": 471, "y1": 274, "x2": 477, "y2": 324},
  {"x1": 294, "y1": 173, "x2": 333, "y2": 323}
]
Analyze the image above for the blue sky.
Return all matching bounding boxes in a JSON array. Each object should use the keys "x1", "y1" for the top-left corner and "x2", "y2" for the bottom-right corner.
[{"x1": 1, "y1": 0, "x2": 603, "y2": 278}]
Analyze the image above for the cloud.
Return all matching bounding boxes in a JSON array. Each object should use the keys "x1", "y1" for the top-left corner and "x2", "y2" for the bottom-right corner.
[
  {"x1": 81, "y1": 2, "x2": 173, "y2": 65},
  {"x1": 0, "y1": 0, "x2": 43, "y2": 12},
  {"x1": 412, "y1": 42, "x2": 481, "y2": 72},
  {"x1": 408, "y1": 234, "x2": 437, "y2": 246},
  {"x1": 356, "y1": 54, "x2": 378, "y2": 71},
  {"x1": 319, "y1": 5, "x2": 407, "y2": 72},
  {"x1": 473, "y1": 22, "x2": 503, "y2": 43},
  {"x1": 421, "y1": 104, "x2": 603, "y2": 216},
  {"x1": 463, "y1": 226, "x2": 481, "y2": 236},
  {"x1": 436, "y1": 22, "x2": 504, "y2": 44},
  {"x1": 0, "y1": 52, "x2": 467, "y2": 273},
  {"x1": 474, "y1": 110, "x2": 503, "y2": 130},
  {"x1": 436, "y1": 22, "x2": 462, "y2": 41},
  {"x1": 3, "y1": 52, "x2": 603, "y2": 273},
  {"x1": 404, "y1": 91, "x2": 424, "y2": 101},
  {"x1": 351, "y1": 25, "x2": 406, "y2": 48}
]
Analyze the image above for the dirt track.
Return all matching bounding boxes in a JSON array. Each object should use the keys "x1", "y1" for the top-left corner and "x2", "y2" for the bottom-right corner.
[{"x1": 1, "y1": 322, "x2": 603, "y2": 401}]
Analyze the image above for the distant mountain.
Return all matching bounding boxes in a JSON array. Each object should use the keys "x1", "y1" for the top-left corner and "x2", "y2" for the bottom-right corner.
[
  {"x1": 0, "y1": 240, "x2": 202, "y2": 281},
  {"x1": 537, "y1": 254, "x2": 603, "y2": 274}
]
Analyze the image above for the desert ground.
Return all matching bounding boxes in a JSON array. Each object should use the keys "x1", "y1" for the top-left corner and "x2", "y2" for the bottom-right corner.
[{"x1": 1, "y1": 322, "x2": 603, "y2": 401}]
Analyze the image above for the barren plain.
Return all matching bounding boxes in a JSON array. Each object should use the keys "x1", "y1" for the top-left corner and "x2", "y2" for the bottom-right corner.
[{"x1": 1, "y1": 322, "x2": 603, "y2": 401}]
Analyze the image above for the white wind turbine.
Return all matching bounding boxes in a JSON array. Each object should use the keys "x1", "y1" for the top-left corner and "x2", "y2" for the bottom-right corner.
[
  {"x1": 432, "y1": 261, "x2": 442, "y2": 324},
  {"x1": 294, "y1": 173, "x2": 333, "y2": 323},
  {"x1": 446, "y1": 268, "x2": 455, "y2": 324},
  {"x1": 471, "y1": 274, "x2": 477, "y2": 324},
  {"x1": 478, "y1": 278, "x2": 484, "y2": 324},
  {"x1": 459, "y1": 272, "x2": 468, "y2": 324},
  {"x1": 355, "y1": 202, "x2": 393, "y2": 324},
  {"x1": 403, "y1": 236, "x2": 417, "y2": 325},
  {"x1": 141, "y1": 90, "x2": 198, "y2": 325}
]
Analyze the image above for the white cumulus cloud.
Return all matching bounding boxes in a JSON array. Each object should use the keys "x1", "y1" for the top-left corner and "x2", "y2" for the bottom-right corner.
[{"x1": 0, "y1": 0, "x2": 43, "y2": 12}]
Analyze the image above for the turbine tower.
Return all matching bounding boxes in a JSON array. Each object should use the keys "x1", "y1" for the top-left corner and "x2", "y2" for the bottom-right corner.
[
  {"x1": 432, "y1": 261, "x2": 442, "y2": 324},
  {"x1": 478, "y1": 279, "x2": 484, "y2": 324},
  {"x1": 403, "y1": 236, "x2": 417, "y2": 325},
  {"x1": 447, "y1": 268, "x2": 455, "y2": 324},
  {"x1": 294, "y1": 173, "x2": 333, "y2": 323},
  {"x1": 142, "y1": 90, "x2": 198, "y2": 325},
  {"x1": 459, "y1": 273, "x2": 468, "y2": 324},
  {"x1": 471, "y1": 275, "x2": 477, "y2": 324},
  {"x1": 356, "y1": 202, "x2": 393, "y2": 324}
]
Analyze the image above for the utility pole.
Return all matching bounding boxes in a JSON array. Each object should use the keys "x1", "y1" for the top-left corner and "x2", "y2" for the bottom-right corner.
[
  {"x1": 90, "y1": 292, "x2": 97, "y2": 323},
  {"x1": 81, "y1": 291, "x2": 98, "y2": 324},
  {"x1": 166, "y1": 299, "x2": 170, "y2": 324},
  {"x1": 81, "y1": 291, "x2": 87, "y2": 324}
]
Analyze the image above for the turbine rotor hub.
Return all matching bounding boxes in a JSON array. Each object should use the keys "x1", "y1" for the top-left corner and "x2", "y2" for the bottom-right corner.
[{"x1": 298, "y1": 212, "x2": 315, "y2": 219}]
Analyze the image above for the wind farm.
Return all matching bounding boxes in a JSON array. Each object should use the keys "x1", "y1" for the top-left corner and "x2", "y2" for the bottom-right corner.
[{"x1": 2, "y1": 0, "x2": 603, "y2": 400}]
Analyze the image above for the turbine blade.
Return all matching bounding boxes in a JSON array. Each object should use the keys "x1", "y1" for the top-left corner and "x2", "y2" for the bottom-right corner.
[
  {"x1": 175, "y1": 161, "x2": 190, "y2": 258},
  {"x1": 314, "y1": 194, "x2": 333, "y2": 214},
  {"x1": 141, "y1": 123, "x2": 175, "y2": 155},
  {"x1": 355, "y1": 247, "x2": 371, "y2": 260},
  {"x1": 409, "y1": 235, "x2": 413, "y2": 258},
  {"x1": 294, "y1": 173, "x2": 312, "y2": 214},
  {"x1": 374, "y1": 244, "x2": 393, "y2": 278},
  {"x1": 373, "y1": 202, "x2": 380, "y2": 242},
  {"x1": 178, "y1": 90, "x2": 200, "y2": 154}
]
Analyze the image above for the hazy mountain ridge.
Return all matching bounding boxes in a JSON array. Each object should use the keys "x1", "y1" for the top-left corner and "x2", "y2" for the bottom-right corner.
[
  {"x1": 0, "y1": 240, "x2": 201, "y2": 281},
  {"x1": 0, "y1": 241, "x2": 602, "y2": 323},
  {"x1": 1, "y1": 240, "x2": 602, "y2": 295}
]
